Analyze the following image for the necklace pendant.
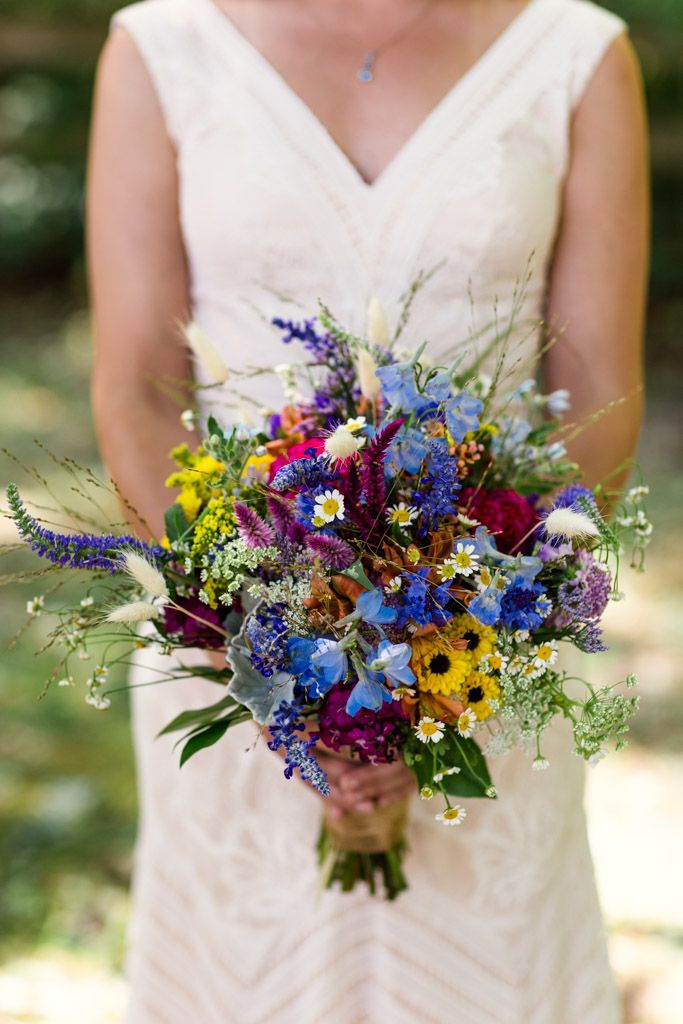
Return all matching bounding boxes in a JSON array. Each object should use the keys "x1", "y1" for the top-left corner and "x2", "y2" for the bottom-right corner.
[{"x1": 357, "y1": 50, "x2": 376, "y2": 83}]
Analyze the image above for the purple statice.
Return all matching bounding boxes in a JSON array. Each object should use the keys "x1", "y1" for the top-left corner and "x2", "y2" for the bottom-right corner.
[
  {"x1": 560, "y1": 550, "x2": 611, "y2": 622},
  {"x1": 267, "y1": 700, "x2": 329, "y2": 796},
  {"x1": 317, "y1": 683, "x2": 409, "y2": 764},
  {"x1": 499, "y1": 578, "x2": 551, "y2": 631},
  {"x1": 411, "y1": 437, "x2": 461, "y2": 533},
  {"x1": 245, "y1": 603, "x2": 290, "y2": 677},
  {"x1": 7, "y1": 483, "x2": 166, "y2": 574},
  {"x1": 163, "y1": 593, "x2": 226, "y2": 649},
  {"x1": 572, "y1": 620, "x2": 608, "y2": 653},
  {"x1": 395, "y1": 567, "x2": 452, "y2": 628},
  {"x1": 270, "y1": 457, "x2": 333, "y2": 493}
]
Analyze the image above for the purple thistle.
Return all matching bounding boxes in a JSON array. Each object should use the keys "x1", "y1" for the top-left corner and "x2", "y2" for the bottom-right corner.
[
  {"x1": 305, "y1": 534, "x2": 355, "y2": 570},
  {"x1": 233, "y1": 502, "x2": 276, "y2": 548},
  {"x1": 7, "y1": 483, "x2": 166, "y2": 574}
]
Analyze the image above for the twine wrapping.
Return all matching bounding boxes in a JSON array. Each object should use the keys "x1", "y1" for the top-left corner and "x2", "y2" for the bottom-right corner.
[{"x1": 323, "y1": 797, "x2": 409, "y2": 854}]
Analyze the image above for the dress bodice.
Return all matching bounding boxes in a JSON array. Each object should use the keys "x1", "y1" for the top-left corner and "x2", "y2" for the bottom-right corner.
[{"x1": 113, "y1": 0, "x2": 625, "y2": 416}]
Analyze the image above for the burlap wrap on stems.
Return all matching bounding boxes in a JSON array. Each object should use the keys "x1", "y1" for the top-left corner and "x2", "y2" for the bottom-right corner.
[{"x1": 323, "y1": 797, "x2": 409, "y2": 854}]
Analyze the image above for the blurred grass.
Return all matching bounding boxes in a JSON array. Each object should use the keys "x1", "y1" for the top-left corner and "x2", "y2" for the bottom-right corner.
[{"x1": 0, "y1": 1, "x2": 682, "y2": 1022}]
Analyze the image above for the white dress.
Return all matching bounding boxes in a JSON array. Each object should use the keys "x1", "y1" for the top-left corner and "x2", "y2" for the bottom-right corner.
[{"x1": 112, "y1": 1, "x2": 627, "y2": 1020}]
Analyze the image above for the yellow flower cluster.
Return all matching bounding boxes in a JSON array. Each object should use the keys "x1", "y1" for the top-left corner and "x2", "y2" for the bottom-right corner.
[
  {"x1": 165, "y1": 444, "x2": 225, "y2": 524},
  {"x1": 411, "y1": 613, "x2": 501, "y2": 720},
  {"x1": 191, "y1": 496, "x2": 236, "y2": 558}
]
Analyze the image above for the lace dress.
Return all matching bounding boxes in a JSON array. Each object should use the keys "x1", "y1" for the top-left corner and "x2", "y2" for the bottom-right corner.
[{"x1": 111, "y1": 1, "x2": 627, "y2": 1020}]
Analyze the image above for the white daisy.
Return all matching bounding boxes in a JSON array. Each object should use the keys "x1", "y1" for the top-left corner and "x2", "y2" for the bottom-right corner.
[
  {"x1": 532, "y1": 756, "x2": 550, "y2": 771},
  {"x1": 384, "y1": 575, "x2": 403, "y2": 594},
  {"x1": 457, "y1": 708, "x2": 477, "y2": 738},
  {"x1": 313, "y1": 489, "x2": 346, "y2": 524},
  {"x1": 480, "y1": 651, "x2": 508, "y2": 674},
  {"x1": 530, "y1": 641, "x2": 558, "y2": 671},
  {"x1": 26, "y1": 595, "x2": 45, "y2": 616},
  {"x1": 391, "y1": 685, "x2": 416, "y2": 701},
  {"x1": 344, "y1": 416, "x2": 367, "y2": 433},
  {"x1": 440, "y1": 542, "x2": 479, "y2": 580},
  {"x1": 386, "y1": 502, "x2": 419, "y2": 526},
  {"x1": 414, "y1": 717, "x2": 446, "y2": 744},
  {"x1": 436, "y1": 805, "x2": 467, "y2": 826},
  {"x1": 80, "y1": 596, "x2": 95, "y2": 609}
]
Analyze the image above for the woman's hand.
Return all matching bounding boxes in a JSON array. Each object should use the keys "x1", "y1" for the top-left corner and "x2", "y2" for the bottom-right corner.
[{"x1": 316, "y1": 752, "x2": 415, "y2": 819}]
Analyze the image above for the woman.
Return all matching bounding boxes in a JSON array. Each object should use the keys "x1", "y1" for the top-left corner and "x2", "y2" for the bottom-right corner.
[{"x1": 87, "y1": 0, "x2": 648, "y2": 1021}]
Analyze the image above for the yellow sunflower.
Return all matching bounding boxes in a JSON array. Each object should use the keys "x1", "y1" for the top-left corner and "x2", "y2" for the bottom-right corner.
[
  {"x1": 410, "y1": 635, "x2": 469, "y2": 697},
  {"x1": 462, "y1": 671, "x2": 501, "y2": 721},
  {"x1": 442, "y1": 613, "x2": 497, "y2": 670}
]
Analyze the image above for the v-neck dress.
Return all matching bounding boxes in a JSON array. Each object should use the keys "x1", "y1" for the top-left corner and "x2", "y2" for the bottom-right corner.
[{"x1": 111, "y1": 1, "x2": 627, "y2": 1021}]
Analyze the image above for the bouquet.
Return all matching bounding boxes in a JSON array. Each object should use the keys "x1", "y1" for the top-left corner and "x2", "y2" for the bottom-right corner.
[{"x1": 6, "y1": 301, "x2": 651, "y2": 899}]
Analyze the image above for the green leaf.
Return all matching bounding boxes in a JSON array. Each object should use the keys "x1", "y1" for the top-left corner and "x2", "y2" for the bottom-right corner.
[
  {"x1": 179, "y1": 719, "x2": 232, "y2": 766},
  {"x1": 158, "y1": 693, "x2": 237, "y2": 737},
  {"x1": 338, "y1": 558, "x2": 374, "y2": 591},
  {"x1": 206, "y1": 415, "x2": 223, "y2": 440},
  {"x1": 443, "y1": 734, "x2": 494, "y2": 799},
  {"x1": 164, "y1": 502, "x2": 190, "y2": 543}
]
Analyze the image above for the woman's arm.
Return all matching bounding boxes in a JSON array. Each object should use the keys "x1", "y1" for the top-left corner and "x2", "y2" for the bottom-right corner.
[
  {"x1": 87, "y1": 28, "x2": 196, "y2": 540},
  {"x1": 544, "y1": 35, "x2": 650, "y2": 497}
]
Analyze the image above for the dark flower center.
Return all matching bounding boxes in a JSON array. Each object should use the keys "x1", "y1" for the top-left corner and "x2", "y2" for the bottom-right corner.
[
  {"x1": 467, "y1": 685, "x2": 484, "y2": 703},
  {"x1": 463, "y1": 630, "x2": 480, "y2": 651},
  {"x1": 429, "y1": 653, "x2": 452, "y2": 675}
]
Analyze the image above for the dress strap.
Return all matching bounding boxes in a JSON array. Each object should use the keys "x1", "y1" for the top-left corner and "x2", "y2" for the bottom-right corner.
[
  {"x1": 561, "y1": 0, "x2": 628, "y2": 110},
  {"x1": 110, "y1": 0, "x2": 211, "y2": 146}
]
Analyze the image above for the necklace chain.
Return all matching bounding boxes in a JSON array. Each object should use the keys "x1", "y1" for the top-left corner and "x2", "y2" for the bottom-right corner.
[{"x1": 306, "y1": 0, "x2": 435, "y2": 83}]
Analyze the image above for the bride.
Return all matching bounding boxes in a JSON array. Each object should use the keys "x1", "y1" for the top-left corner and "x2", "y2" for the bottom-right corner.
[{"x1": 87, "y1": 0, "x2": 648, "y2": 1021}]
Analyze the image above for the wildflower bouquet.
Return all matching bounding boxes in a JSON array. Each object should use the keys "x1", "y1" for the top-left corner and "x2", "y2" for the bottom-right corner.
[{"x1": 7, "y1": 304, "x2": 650, "y2": 899}]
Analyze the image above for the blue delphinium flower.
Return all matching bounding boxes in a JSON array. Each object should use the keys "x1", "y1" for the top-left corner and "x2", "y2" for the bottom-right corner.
[
  {"x1": 245, "y1": 603, "x2": 289, "y2": 678},
  {"x1": 395, "y1": 567, "x2": 452, "y2": 628},
  {"x1": 287, "y1": 636, "x2": 348, "y2": 697},
  {"x1": 444, "y1": 393, "x2": 483, "y2": 443},
  {"x1": 267, "y1": 701, "x2": 329, "y2": 796},
  {"x1": 389, "y1": 427, "x2": 429, "y2": 474},
  {"x1": 468, "y1": 585, "x2": 504, "y2": 627},
  {"x1": 348, "y1": 588, "x2": 398, "y2": 627},
  {"x1": 366, "y1": 640, "x2": 416, "y2": 686},
  {"x1": 346, "y1": 659, "x2": 393, "y2": 716},
  {"x1": 499, "y1": 578, "x2": 551, "y2": 631},
  {"x1": 375, "y1": 360, "x2": 427, "y2": 414},
  {"x1": 412, "y1": 437, "x2": 461, "y2": 533}
]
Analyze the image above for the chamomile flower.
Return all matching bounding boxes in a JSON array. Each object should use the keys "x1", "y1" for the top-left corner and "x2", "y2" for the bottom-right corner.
[
  {"x1": 532, "y1": 756, "x2": 550, "y2": 771},
  {"x1": 406, "y1": 546, "x2": 421, "y2": 564},
  {"x1": 457, "y1": 512, "x2": 480, "y2": 529},
  {"x1": 384, "y1": 575, "x2": 403, "y2": 594},
  {"x1": 627, "y1": 485, "x2": 649, "y2": 499},
  {"x1": 57, "y1": 677, "x2": 74, "y2": 688},
  {"x1": 436, "y1": 805, "x2": 467, "y2": 826},
  {"x1": 391, "y1": 684, "x2": 416, "y2": 701},
  {"x1": 477, "y1": 566, "x2": 509, "y2": 592},
  {"x1": 440, "y1": 542, "x2": 479, "y2": 579},
  {"x1": 344, "y1": 416, "x2": 367, "y2": 433},
  {"x1": 26, "y1": 595, "x2": 45, "y2": 616},
  {"x1": 480, "y1": 650, "x2": 508, "y2": 674},
  {"x1": 313, "y1": 489, "x2": 346, "y2": 524},
  {"x1": 530, "y1": 641, "x2": 558, "y2": 671},
  {"x1": 457, "y1": 708, "x2": 477, "y2": 737},
  {"x1": 511, "y1": 629, "x2": 530, "y2": 644},
  {"x1": 386, "y1": 502, "x2": 419, "y2": 526},
  {"x1": 433, "y1": 767, "x2": 461, "y2": 783},
  {"x1": 180, "y1": 408, "x2": 196, "y2": 432},
  {"x1": 80, "y1": 596, "x2": 95, "y2": 609},
  {"x1": 420, "y1": 786, "x2": 435, "y2": 800},
  {"x1": 415, "y1": 716, "x2": 446, "y2": 744}
]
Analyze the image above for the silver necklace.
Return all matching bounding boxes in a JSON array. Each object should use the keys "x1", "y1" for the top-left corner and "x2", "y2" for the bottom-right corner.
[
  {"x1": 355, "y1": 0, "x2": 433, "y2": 83},
  {"x1": 306, "y1": 0, "x2": 435, "y2": 84}
]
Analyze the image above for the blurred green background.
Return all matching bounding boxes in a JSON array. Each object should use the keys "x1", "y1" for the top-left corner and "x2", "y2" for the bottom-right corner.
[{"x1": 0, "y1": 2, "x2": 681, "y2": 1022}]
